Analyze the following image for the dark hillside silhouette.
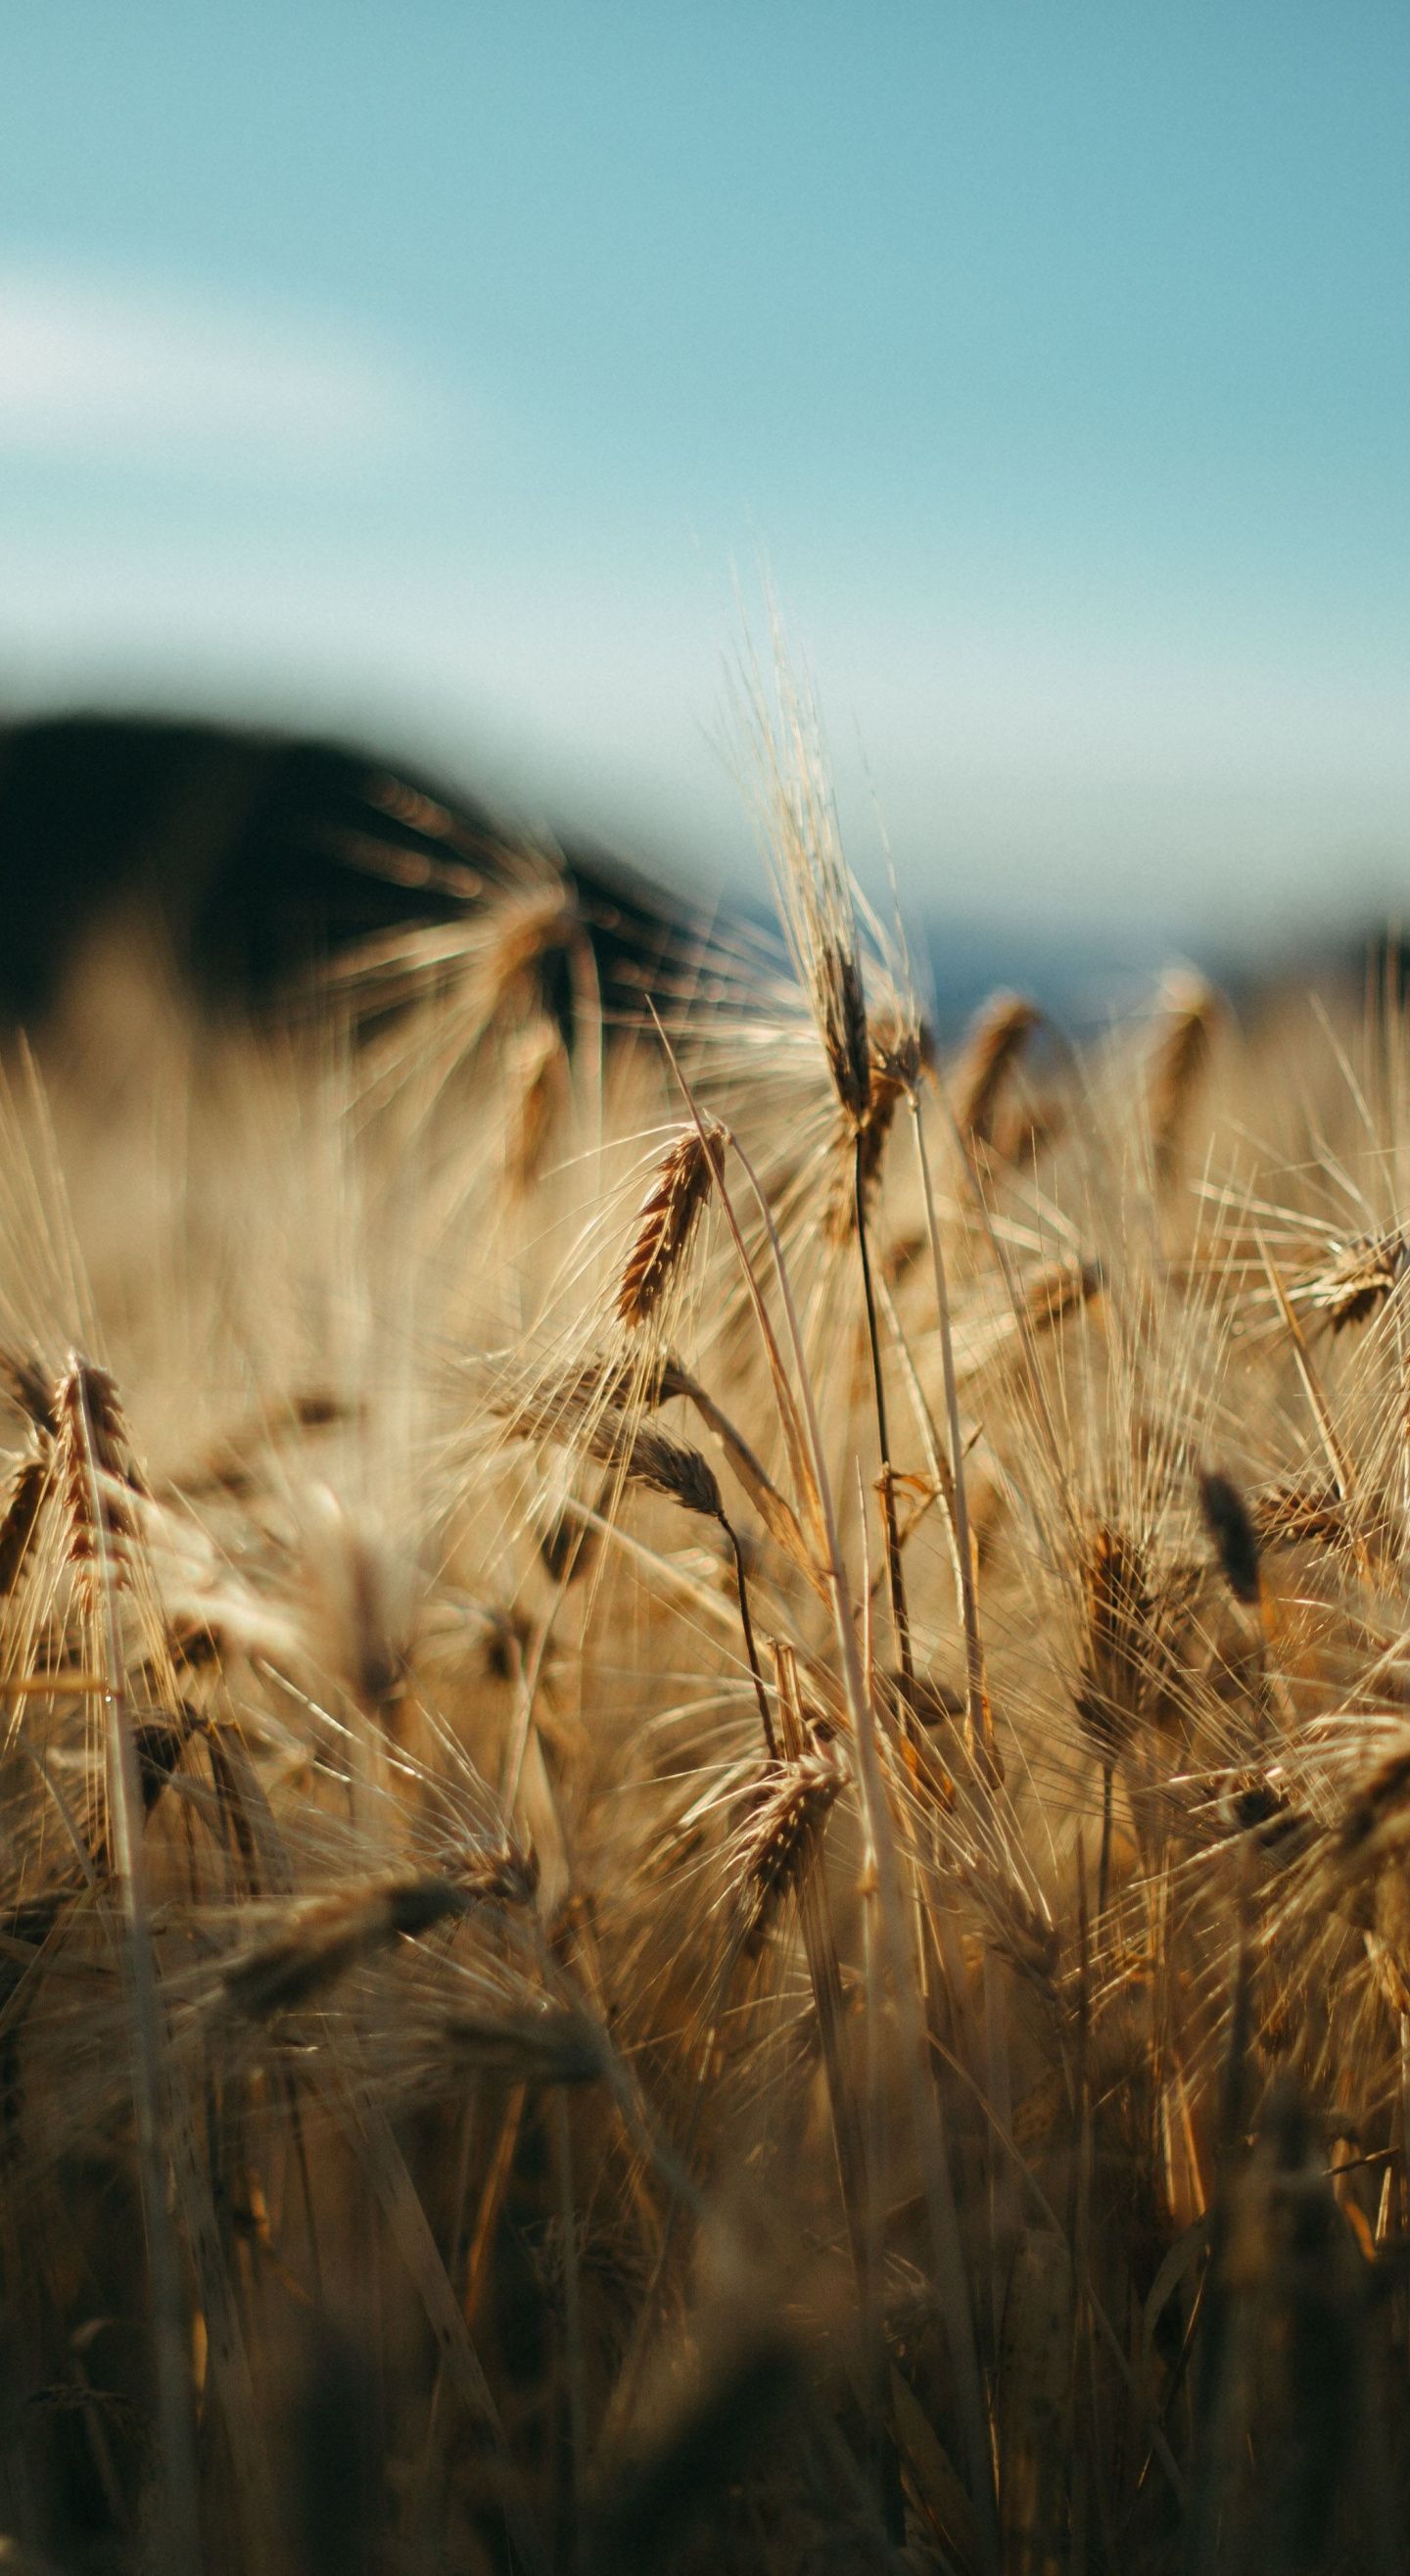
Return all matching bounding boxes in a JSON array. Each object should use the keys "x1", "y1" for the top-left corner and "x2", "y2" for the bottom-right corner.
[{"x1": 0, "y1": 712, "x2": 708, "y2": 1033}]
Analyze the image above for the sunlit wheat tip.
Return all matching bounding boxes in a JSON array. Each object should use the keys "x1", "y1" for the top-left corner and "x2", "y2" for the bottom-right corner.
[
  {"x1": 59, "y1": 1357, "x2": 143, "y2": 1483},
  {"x1": 617, "y1": 1121, "x2": 727, "y2": 1326},
  {"x1": 54, "y1": 1356, "x2": 150, "y2": 1591},
  {"x1": 736, "y1": 1737, "x2": 850, "y2": 1953}
]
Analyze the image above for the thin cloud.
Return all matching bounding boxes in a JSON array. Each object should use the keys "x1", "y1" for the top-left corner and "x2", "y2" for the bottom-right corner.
[{"x1": 0, "y1": 266, "x2": 443, "y2": 475}]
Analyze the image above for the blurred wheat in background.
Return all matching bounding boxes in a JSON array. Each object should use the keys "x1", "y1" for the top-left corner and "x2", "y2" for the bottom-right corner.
[{"x1": 0, "y1": 657, "x2": 1406, "y2": 2576}]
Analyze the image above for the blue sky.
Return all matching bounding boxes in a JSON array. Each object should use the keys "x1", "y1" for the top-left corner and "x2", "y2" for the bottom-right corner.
[{"x1": 1, "y1": 4, "x2": 1406, "y2": 947}]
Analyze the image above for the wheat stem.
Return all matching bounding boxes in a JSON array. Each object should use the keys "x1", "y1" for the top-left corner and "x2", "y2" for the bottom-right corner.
[
  {"x1": 908, "y1": 1092, "x2": 992, "y2": 1774},
  {"x1": 852, "y1": 1128, "x2": 915, "y2": 1700}
]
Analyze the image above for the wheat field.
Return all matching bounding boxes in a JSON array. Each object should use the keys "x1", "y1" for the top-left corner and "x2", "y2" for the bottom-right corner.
[{"x1": 0, "y1": 701, "x2": 1406, "y2": 2574}]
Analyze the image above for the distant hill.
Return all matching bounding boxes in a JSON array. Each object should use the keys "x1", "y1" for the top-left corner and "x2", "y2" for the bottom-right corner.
[{"x1": 0, "y1": 707, "x2": 1363, "y2": 1040}]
